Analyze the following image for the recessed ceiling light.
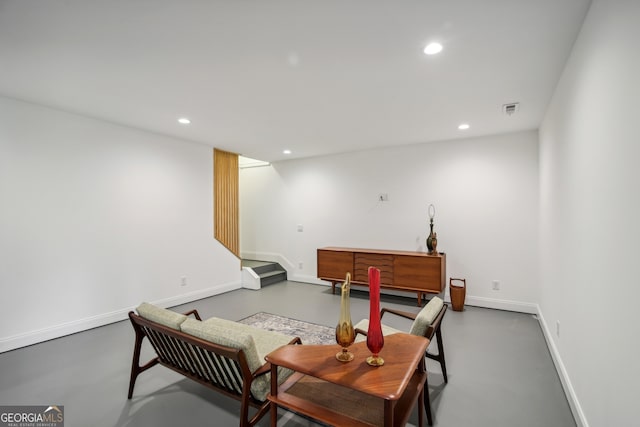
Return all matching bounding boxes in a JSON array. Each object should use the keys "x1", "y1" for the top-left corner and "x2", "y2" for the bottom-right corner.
[
  {"x1": 287, "y1": 52, "x2": 300, "y2": 67},
  {"x1": 178, "y1": 117, "x2": 191, "y2": 125},
  {"x1": 458, "y1": 123, "x2": 470, "y2": 130},
  {"x1": 423, "y1": 42, "x2": 443, "y2": 55},
  {"x1": 283, "y1": 149, "x2": 292, "y2": 155}
]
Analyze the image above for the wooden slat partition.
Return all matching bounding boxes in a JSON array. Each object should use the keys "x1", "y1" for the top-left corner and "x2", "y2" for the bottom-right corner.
[{"x1": 213, "y1": 149, "x2": 239, "y2": 257}]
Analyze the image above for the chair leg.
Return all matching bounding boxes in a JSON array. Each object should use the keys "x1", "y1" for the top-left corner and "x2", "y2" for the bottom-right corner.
[
  {"x1": 425, "y1": 327, "x2": 448, "y2": 384},
  {"x1": 435, "y1": 327, "x2": 448, "y2": 384},
  {"x1": 424, "y1": 374, "x2": 433, "y2": 426},
  {"x1": 418, "y1": 387, "x2": 424, "y2": 427}
]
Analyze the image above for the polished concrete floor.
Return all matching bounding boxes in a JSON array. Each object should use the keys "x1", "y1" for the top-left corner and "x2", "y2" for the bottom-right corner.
[{"x1": 0, "y1": 281, "x2": 575, "y2": 426}]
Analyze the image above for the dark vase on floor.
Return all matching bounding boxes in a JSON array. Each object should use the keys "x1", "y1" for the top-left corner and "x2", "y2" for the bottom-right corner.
[{"x1": 366, "y1": 267, "x2": 384, "y2": 366}]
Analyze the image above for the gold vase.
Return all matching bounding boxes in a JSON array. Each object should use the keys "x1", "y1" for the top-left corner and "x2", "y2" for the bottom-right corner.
[{"x1": 335, "y1": 272, "x2": 355, "y2": 362}]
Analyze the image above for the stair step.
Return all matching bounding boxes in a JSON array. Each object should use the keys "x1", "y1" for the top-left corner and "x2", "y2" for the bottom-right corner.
[
  {"x1": 242, "y1": 259, "x2": 288, "y2": 287},
  {"x1": 253, "y1": 264, "x2": 279, "y2": 275},
  {"x1": 258, "y1": 270, "x2": 286, "y2": 279},
  {"x1": 260, "y1": 271, "x2": 287, "y2": 286}
]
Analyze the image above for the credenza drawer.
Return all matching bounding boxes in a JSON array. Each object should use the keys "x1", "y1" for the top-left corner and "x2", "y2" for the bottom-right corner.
[{"x1": 354, "y1": 253, "x2": 393, "y2": 285}]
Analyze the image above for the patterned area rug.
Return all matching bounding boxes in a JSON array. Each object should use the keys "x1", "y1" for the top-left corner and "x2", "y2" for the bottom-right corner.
[{"x1": 238, "y1": 312, "x2": 335, "y2": 345}]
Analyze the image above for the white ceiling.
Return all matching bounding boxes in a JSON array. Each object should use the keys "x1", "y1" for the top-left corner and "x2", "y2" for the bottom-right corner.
[{"x1": 0, "y1": 0, "x2": 591, "y2": 162}]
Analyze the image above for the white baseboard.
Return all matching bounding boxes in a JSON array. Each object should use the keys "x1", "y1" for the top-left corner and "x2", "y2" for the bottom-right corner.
[
  {"x1": 0, "y1": 281, "x2": 241, "y2": 354},
  {"x1": 240, "y1": 251, "x2": 296, "y2": 273},
  {"x1": 536, "y1": 307, "x2": 588, "y2": 427},
  {"x1": 294, "y1": 277, "x2": 540, "y2": 314},
  {"x1": 289, "y1": 273, "x2": 327, "y2": 285},
  {"x1": 458, "y1": 295, "x2": 538, "y2": 314}
]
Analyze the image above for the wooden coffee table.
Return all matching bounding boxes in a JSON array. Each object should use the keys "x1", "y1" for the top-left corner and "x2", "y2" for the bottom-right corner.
[{"x1": 266, "y1": 333, "x2": 429, "y2": 427}]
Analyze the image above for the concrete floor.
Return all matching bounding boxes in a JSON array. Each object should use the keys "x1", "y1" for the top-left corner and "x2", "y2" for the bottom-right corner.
[{"x1": 0, "y1": 281, "x2": 575, "y2": 426}]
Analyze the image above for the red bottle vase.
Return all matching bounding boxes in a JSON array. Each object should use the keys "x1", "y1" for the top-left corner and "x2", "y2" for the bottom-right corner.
[{"x1": 366, "y1": 266, "x2": 385, "y2": 366}]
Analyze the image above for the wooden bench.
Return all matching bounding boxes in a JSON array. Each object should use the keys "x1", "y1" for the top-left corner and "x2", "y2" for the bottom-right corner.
[{"x1": 127, "y1": 304, "x2": 301, "y2": 427}]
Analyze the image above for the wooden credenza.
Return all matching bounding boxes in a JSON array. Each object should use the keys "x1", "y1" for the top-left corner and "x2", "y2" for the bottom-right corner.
[{"x1": 317, "y1": 247, "x2": 446, "y2": 306}]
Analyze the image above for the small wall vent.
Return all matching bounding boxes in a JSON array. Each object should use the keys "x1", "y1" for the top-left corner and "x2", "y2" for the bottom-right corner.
[{"x1": 502, "y1": 102, "x2": 520, "y2": 116}]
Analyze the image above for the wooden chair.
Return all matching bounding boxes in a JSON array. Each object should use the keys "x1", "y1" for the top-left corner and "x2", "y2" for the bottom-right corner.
[{"x1": 354, "y1": 297, "x2": 448, "y2": 426}]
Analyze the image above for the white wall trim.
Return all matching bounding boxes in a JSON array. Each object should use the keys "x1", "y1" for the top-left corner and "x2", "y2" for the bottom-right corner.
[
  {"x1": 241, "y1": 267, "x2": 261, "y2": 290},
  {"x1": 536, "y1": 306, "x2": 588, "y2": 427},
  {"x1": 289, "y1": 274, "x2": 327, "y2": 285},
  {"x1": 458, "y1": 295, "x2": 538, "y2": 314},
  {"x1": 0, "y1": 281, "x2": 241, "y2": 354},
  {"x1": 292, "y1": 275, "x2": 540, "y2": 314},
  {"x1": 241, "y1": 251, "x2": 297, "y2": 278}
]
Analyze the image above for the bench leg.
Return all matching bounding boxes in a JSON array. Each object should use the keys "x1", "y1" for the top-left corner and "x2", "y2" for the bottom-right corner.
[{"x1": 128, "y1": 321, "x2": 159, "y2": 399}]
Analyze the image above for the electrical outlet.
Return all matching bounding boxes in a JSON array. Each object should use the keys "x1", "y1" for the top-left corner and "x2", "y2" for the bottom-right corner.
[
  {"x1": 297, "y1": 224, "x2": 304, "y2": 232},
  {"x1": 298, "y1": 262, "x2": 303, "y2": 269},
  {"x1": 181, "y1": 276, "x2": 187, "y2": 287},
  {"x1": 492, "y1": 280, "x2": 500, "y2": 290},
  {"x1": 556, "y1": 321, "x2": 560, "y2": 337}
]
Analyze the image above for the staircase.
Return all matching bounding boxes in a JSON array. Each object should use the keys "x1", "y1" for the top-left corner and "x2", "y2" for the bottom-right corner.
[{"x1": 241, "y1": 260, "x2": 287, "y2": 287}]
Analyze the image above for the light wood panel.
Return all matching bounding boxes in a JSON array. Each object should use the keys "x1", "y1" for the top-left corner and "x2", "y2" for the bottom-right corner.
[{"x1": 213, "y1": 149, "x2": 239, "y2": 257}]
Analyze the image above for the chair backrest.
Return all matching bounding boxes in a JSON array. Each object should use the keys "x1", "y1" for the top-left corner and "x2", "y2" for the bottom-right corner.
[
  {"x1": 409, "y1": 296, "x2": 445, "y2": 338},
  {"x1": 423, "y1": 303, "x2": 447, "y2": 341}
]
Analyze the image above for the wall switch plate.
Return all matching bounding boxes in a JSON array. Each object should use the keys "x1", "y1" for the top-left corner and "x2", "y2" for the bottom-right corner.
[
  {"x1": 181, "y1": 276, "x2": 187, "y2": 287},
  {"x1": 298, "y1": 262, "x2": 303, "y2": 269},
  {"x1": 492, "y1": 280, "x2": 500, "y2": 290},
  {"x1": 297, "y1": 224, "x2": 303, "y2": 232}
]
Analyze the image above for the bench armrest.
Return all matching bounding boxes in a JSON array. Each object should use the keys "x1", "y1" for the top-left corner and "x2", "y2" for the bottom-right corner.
[
  {"x1": 253, "y1": 337, "x2": 302, "y2": 378},
  {"x1": 183, "y1": 309, "x2": 202, "y2": 321}
]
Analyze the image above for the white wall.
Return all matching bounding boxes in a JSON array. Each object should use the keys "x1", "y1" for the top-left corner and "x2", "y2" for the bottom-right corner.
[
  {"x1": 0, "y1": 96, "x2": 241, "y2": 352},
  {"x1": 241, "y1": 131, "x2": 539, "y2": 311},
  {"x1": 539, "y1": 1, "x2": 640, "y2": 426}
]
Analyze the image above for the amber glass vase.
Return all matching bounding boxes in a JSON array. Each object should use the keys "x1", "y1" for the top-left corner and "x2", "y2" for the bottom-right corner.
[
  {"x1": 335, "y1": 272, "x2": 355, "y2": 362},
  {"x1": 366, "y1": 267, "x2": 385, "y2": 366}
]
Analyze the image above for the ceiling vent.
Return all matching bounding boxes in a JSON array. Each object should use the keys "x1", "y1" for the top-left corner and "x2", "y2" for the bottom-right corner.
[{"x1": 502, "y1": 102, "x2": 520, "y2": 116}]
